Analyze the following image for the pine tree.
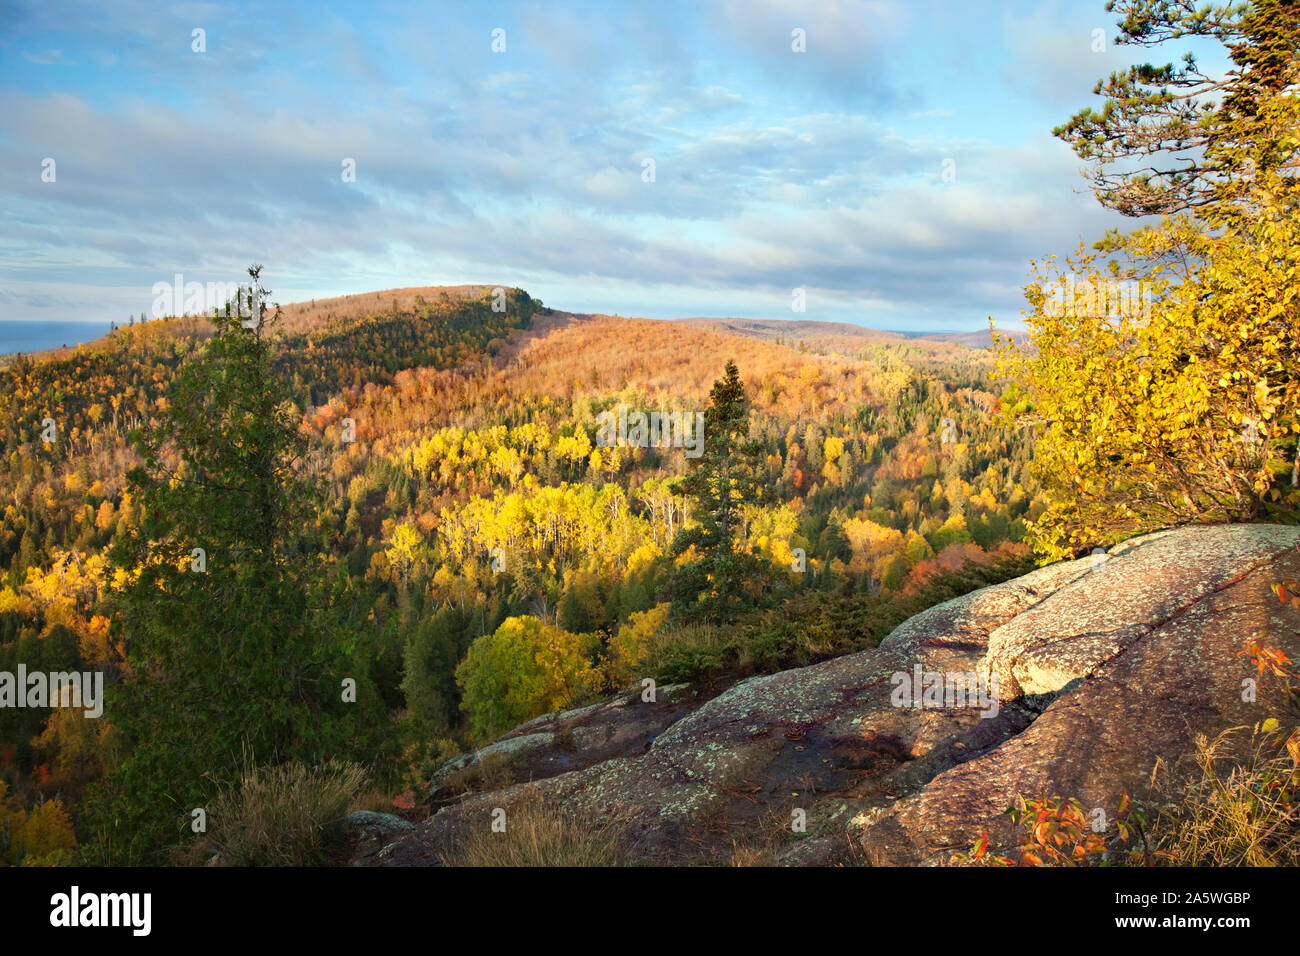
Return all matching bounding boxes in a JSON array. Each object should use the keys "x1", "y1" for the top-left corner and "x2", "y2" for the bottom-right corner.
[
  {"x1": 1055, "y1": 0, "x2": 1300, "y2": 219},
  {"x1": 667, "y1": 360, "x2": 770, "y2": 624}
]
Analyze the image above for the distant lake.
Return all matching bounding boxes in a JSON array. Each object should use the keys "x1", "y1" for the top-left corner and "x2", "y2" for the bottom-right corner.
[{"x1": 0, "y1": 321, "x2": 113, "y2": 356}]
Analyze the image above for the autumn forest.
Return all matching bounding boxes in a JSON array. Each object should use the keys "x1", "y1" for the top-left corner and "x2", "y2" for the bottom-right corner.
[{"x1": 2, "y1": 0, "x2": 1298, "y2": 875}]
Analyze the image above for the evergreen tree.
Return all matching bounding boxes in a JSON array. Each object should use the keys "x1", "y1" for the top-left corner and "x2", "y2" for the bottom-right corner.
[
  {"x1": 1055, "y1": 0, "x2": 1299, "y2": 219},
  {"x1": 559, "y1": 581, "x2": 593, "y2": 633},
  {"x1": 401, "y1": 606, "x2": 464, "y2": 735},
  {"x1": 667, "y1": 360, "x2": 770, "y2": 624},
  {"x1": 89, "y1": 266, "x2": 354, "y2": 862}
]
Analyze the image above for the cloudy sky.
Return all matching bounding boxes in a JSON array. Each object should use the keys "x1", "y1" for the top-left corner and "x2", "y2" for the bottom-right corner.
[{"x1": 0, "y1": 0, "x2": 1227, "y2": 331}]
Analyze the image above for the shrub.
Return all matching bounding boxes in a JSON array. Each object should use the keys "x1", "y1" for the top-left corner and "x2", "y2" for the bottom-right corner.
[
  {"x1": 646, "y1": 549, "x2": 1035, "y2": 685},
  {"x1": 602, "y1": 604, "x2": 669, "y2": 688},
  {"x1": 644, "y1": 621, "x2": 736, "y2": 685},
  {"x1": 456, "y1": 616, "x2": 601, "y2": 741},
  {"x1": 997, "y1": 198, "x2": 1300, "y2": 560}
]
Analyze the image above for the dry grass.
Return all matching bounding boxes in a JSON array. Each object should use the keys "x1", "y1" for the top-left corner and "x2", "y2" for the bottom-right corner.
[
  {"x1": 948, "y1": 723, "x2": 1300, "y2": 868},
  {"x1": 672, "y1": 799, "x2": 816, "y2": 867},
  {"x1": 1145, "y1": 722, "x2": 1300, "y2": 866},
  {"x1": 434, "y1": 752, "x2": 517, "y2": 796},
  {"x1": 728, "y1": 843, "x2": 770, "y2": 866},
  {"x1": 197, "y1": 757, "x2": 367, "y2": 866},
  {"x1": 349, "y1": 789, "x2": 402, "y2": 814},
  {"x1": 720, "y1": 801, "x2": 814, "y2": 867},
  {"x1": 438, "y1": 791, "x2": 636, "y2": 867}
]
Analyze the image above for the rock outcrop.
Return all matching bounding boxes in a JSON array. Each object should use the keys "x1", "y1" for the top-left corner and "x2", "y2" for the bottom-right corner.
[{"x1": 359, "y1": 524, "x2": 1300, "y2": 866}]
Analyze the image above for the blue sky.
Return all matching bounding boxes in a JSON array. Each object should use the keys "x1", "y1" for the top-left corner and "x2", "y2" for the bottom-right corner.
[{"x1": 0, "y1": 0, "x2": 1230, "y2": 331}]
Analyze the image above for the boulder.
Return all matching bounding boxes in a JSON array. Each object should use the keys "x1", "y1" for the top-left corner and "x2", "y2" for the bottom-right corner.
[{"x1": 344, "y1": 810, "x2": 416, "y2": 865}]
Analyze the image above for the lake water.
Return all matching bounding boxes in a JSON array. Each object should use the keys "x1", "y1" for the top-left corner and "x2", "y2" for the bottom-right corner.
[{"x1": 0, "y1": 321, "x2": 114, "y2": 356}]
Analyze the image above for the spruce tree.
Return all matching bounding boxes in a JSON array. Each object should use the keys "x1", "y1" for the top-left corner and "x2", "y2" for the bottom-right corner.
[{"x1": 667, "y1": 360, "x2": 770, "y2": 624}]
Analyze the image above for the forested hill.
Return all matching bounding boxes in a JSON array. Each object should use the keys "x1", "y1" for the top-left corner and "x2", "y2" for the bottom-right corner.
[
  {"x1": 672, "y1": 317, "x2": 1033, "y2": 355},
  {"x1": 0, "y1": 285, "x2": 541, "y2": 450}
]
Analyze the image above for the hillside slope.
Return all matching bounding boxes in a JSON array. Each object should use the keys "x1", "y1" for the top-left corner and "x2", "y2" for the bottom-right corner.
[{"x1": 673, "y1": 317, "x2": 1032, "y2": 354}]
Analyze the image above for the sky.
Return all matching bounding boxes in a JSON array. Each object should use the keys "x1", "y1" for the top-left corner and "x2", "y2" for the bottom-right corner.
[{"x1": 0, "y1": 0, "x2": 1231, "y2": 332}]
